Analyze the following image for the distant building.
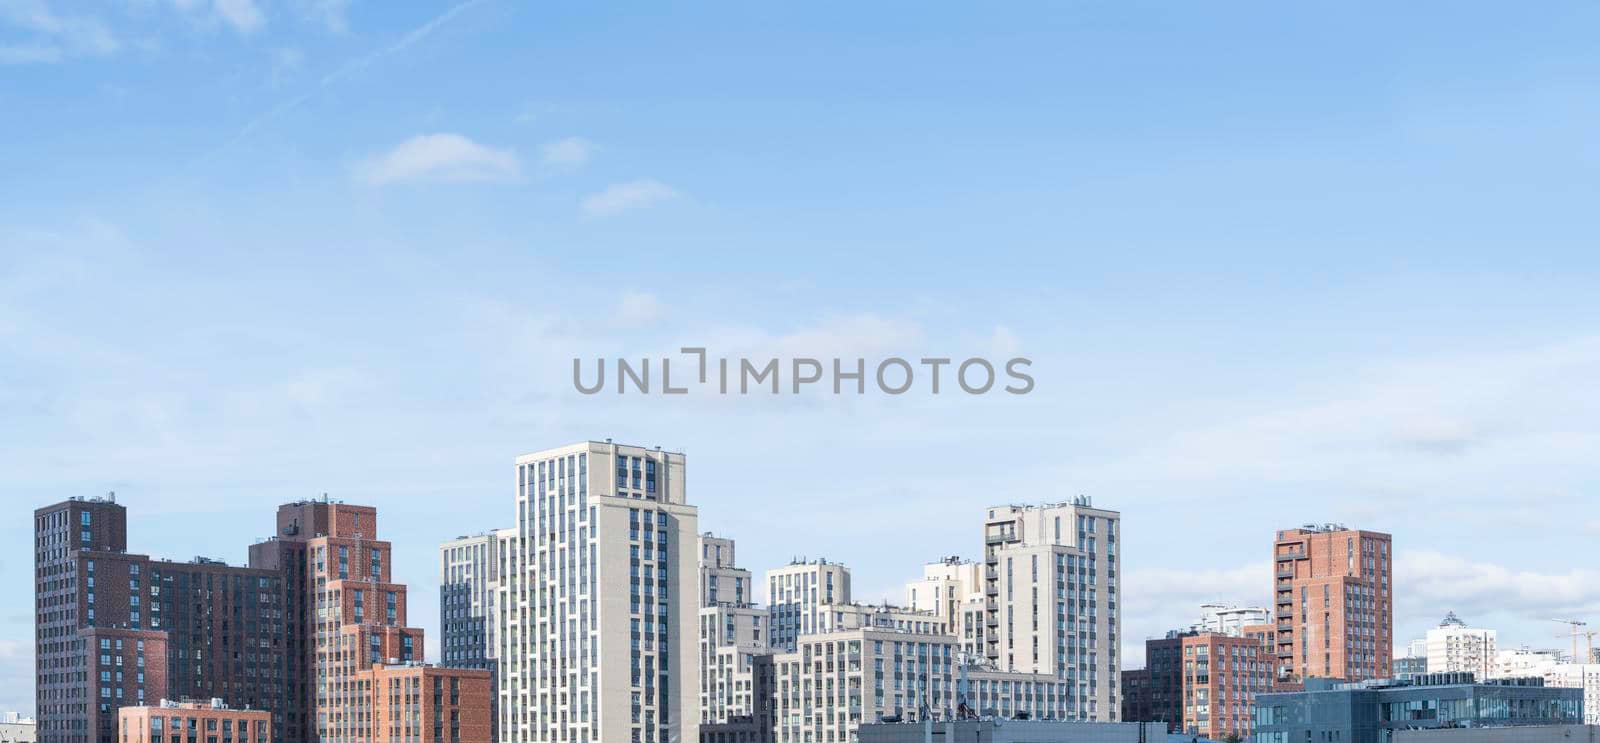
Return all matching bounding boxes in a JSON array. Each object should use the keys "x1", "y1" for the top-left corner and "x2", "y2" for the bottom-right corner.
[
  {"x1": 697, "y1": 533, "x2": 774, "y2": 742},
  {"x1": 0, "y1": 714, "x2": 37, "y2": 743},
  {"x1": 1542, "y1": 664, "x2": 1600, "y2": 725},
  {"x1": 1272, "y1": 524, "x2": 1393, "y2": 683},
  {"x1": 1251, "y1": 673, "x2": 1583, "y2": 743},
  {"x1": 857, "y1": 719, "x2": 1168, "y2": 743},
  {"x1": 118, "y1": 700, "x2": 271, "y2": 743},
  {"x1": 1495, "y1": 648, "x2": 1564, "y2": 679},
  {"x1": 1134, "y1": 630, "x2": 1271, "y2": 739},
  {"x1": 1392, "y1": 724, "x2": 1600, "y2": 742},
  {"x1": 766, "y1": 559, "x2": 851, "y2": 652},
  {"x1": 1425, "y1": 611, "x2": 1496, "y2": 679},
  {"x1": 1197, "y1": 604, "x2": 1271, "y2": 637}
]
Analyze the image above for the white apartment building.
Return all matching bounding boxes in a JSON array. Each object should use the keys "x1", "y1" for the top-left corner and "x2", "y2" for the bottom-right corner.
[
  {"x1": 772, "y1": 627, "x2": 1078, "y2": 743},
  {"x1": 982, "y1": 497, "x2": 1121, "y2": 721},
  {"x1": 698, "y1": 603, "x2": 774, "y2": 730},
  {"x1": 1543, "y1": 664, "x2": 1600, "y2": 725},
  {"x1": 699, "y1": 533, "x2": 751, "y2": 608},
  {"x1": 1492, "y1": 647, "x2": 1563, "y2": 678},
  {"x1": 815, "y1": 603, "x2": 950, "y2": 637},
  {"x1": 767, "y1": 559, "x2": 851, "y2": 652},
  {"x1": 440, "y1": 530, "x2": 510, "y2": 670},
  {"x1": 1196, "y1": 603, "x2": 1270, "y2": 637},
  {"x1": 1425, "y1": 611, "x2": 1496, "y2": 679},
  {"x1": 496, "y1": 441, "x2": 699, "y2": 743},
  {"x1": 905, "y1": 558, "x2": 984, "y2": 656}
]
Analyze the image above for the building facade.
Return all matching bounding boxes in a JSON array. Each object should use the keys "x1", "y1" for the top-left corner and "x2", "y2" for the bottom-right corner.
[
  {"x1": 439, "y1": 532, "x2": 508, "y2": 671},
  {"x1": 1271, "y1": 524, "x2": 1393, "y2": 682},
  {"x1": 1424, "y1": 611, "x2": 1495, "y2": 680},
  {"x1": 496, "y1": 441, "x2": 699, "y2": 743},
  {"x1": 696, "y1": 534, "x2": 773, "y2": 742},
  {"x1": 981, "y1": 498, "x2": 1121, "y2": 720},
  {"x1": 766, "y1": 561, "x2": 851, "y2": 653},
  {"x1": 1542, "y1": 664, "x2": 1600, "y2": 725},
  {"x1": 698, "y1": 534, "x2": 750, "y2": 609},
  {"x1": 117, "y1": 699, "x2": 271, "y2": 743},
  {"x1": 1252, "y1": 674, "x2": 1583, "y2": 743},
  {"x1": 35, "y1": 497, "x2": 292, "y2": 743}
]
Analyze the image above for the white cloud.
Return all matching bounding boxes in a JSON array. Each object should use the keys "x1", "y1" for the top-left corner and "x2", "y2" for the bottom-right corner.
[
  {"x1": 540, "y1": 137, "x2": 593, "y2": 167},
  {"x1": 614, "y1": 291, "x2": 664, "y2": 329},
  {"x1": 268, "y1": 46, "x2": 303, "y2": 86},
  {"x1": 581, "y1": 179, "x2": 679, "y2": 218},
  {"x1": 1397, "y1": 550, "x2": 1600, "y2": 624},
  {"x1": 213, "y1": 0, "x2": 263, "y2": 33},
  {"x1": 0, "y1": 0, "x2": 119, "y2": 63},
  {"x1": 357, "y1": 133, "x2": 521, "y2": 186}
]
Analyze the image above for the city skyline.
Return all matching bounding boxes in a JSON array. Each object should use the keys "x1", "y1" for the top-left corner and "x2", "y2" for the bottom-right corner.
[{"x1": 8, "y1": 0, "x2": 1600, "y2": 731}]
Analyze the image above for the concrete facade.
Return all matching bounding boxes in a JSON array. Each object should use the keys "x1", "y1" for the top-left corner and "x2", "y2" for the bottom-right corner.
[
  {"x1": 767, "y1": 561, "x2": 851, "y2": 653},
  {"x1": 496, "y1": 441, "x2": 699, "y2": 743},
  {"x1": 982, "y1": 498, "x2": 1121, "y2": 721},
  {"x1": 1424, "y1": 612, "x2": 1495, "y2": 680}
]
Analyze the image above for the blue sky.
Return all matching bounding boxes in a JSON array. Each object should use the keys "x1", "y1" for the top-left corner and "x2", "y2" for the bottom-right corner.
[{"x1": 6, "y1": 0, "x2": 1600, "y2": 715}]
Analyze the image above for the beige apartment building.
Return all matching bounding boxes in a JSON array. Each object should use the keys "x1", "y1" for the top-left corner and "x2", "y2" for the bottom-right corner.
[
  {"x1": 496, "y1": 441, "x2": 699, "y2": 743},
  {"x1": 1272, "y1": 524, "x2": 1393, "y2": 682},
  {"x1": 767, "y1": 560, "x2": 852, "y2": 652},
  {"x1": 981, "y1": 498, "x2": 1122, "y2": 720}
]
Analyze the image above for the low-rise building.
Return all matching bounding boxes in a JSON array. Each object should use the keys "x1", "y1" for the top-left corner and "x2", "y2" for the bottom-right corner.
[
  {"x1": 857, "y1": 719, "x2": 1168, "y2": 743},
  {"x1": 1392, "y1": 724, "x2": 1600, "y2": 742},
  {"x1": 1251, "y1": 673, "x2": 1583, "y2": 743},
  {"x1": 117, "y1": 699, "x2": 271, "y2": 743}
]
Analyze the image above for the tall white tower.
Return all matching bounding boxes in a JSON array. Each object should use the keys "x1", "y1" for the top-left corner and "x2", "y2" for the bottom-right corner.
[{"x1": 497, "y1": 441, "x2": 699, "y2": 743}]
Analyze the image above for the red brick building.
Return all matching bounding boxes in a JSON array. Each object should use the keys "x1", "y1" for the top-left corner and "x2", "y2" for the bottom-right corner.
[
  {"x1": 118, "y1": 700, "x2": 271, "y2": 743},
  {"x1": 363, "y1": 665, "x2": 491, "y2": 743},
  {"x1": 1273, "y1": 525, "x2": 1393, "y2": 682}
]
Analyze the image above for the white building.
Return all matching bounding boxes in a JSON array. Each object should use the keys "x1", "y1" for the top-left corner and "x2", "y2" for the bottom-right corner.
[
  {"x1": 496, "y1": 441, "x2": 699, "y2": 743},
  {"x1": 905, "y1": 558, "x2": 984, "y2": 657},
  {"x1": 767, "y1": 559, "x2": 851, "y2": 651},
  {"x1": 1493, "y1": 647, "x2": 1562, "y2": 679},
  {"x1": 1425, "y1": 611, "x2": 1496, "y2": 679},
  {"x1": 1195, "y1": 603, "x2": 1270, "y2": 637},
  {"x1": 982, "y1": 498, "x2": 1121, "y2": 721},
  {"x1": 1543, "y1": 664, "x2": 1600, "y2": 725},
  {"x1": 696, "y1": 533, "x2": 775, "y2": 734},
  {"x1": 440, "y1": 529, "x2": 511, "y2": 670},
  {"x1": 699, "y1": 533, "x2": 751, "y2": 607}
]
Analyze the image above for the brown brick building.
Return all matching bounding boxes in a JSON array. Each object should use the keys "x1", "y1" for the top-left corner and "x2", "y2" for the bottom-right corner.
[
  {"x1": 363, "y1": 665, "x2": 491, "y2": 743},
  {"x1": 34, "y1": 498, "x2": 288, "y2": 743},
  {"x1": 1272, "y1": 524, "x2": 1393, "y2": 683},
  {"x1": 38, "y1": 495, "x2": 491, "y2": 743},
  {"x1": 1126, "y1": 631, "x2": 1271, "y2": 740},
  {"x1": 118, "y1": 700, "x2": 271, "y2": 743}
]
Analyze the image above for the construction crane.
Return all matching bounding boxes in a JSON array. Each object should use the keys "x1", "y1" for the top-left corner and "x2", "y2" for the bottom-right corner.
[{"x1": 1552, "y1": 619, "x2": 1591, "y2": 662}]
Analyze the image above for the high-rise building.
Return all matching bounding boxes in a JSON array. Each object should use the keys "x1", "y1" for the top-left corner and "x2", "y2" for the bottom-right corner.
[
  {"x1": 1271, "y1": 524, "x2": 1393, "y2": 682},
  {"x1": 905, "y1": 558, "x2": 983, "y2": 658},
  {"x1": 1425, "y1": 611, "x2": 1496, "y2": 680},
  {"x1": 766, "y1": 560, "x2": 851, "y2": 653},
  {"x1": 249, "y1": 499, "x2": 490, "y2": 743},
  {"x1": 698, "y1": 534, "x2": 750, "y2": 609},
  {"x1": 496, "y1": 441, "x2": 699, "y2": 743},
  {"x1": 35, "y1": 496, "x2": 291, "y2": 743},
  {"x1": 440, "y1": 531, "x2": 509, "y2": 670},
  {"x1": 981, "y1": 498, "x2": 1121, "y2": 720},
  {"x1": 696, "y1": 533, "x2": 774, "y2": 741}
]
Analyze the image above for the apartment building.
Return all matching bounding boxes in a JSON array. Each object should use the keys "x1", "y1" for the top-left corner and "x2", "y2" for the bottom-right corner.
[
  {"x1": 696, "y1": 533, "x2": 773, "y2": 741},
  {"x1": 1425, "y1": 611, "x2": 1496, "y2": 680},
  {"x1": 117, "y1": 699, "x2": 270, "y2": 743},
  {"x1": 439, "y1": 532, "x2": 508, "y2": 670},
  {"x1": 767, "y1": 560, "x2": 851, "y2": 653},
  {"x1": 904, "y1": 559, "x2": 983, "y2": 658},
  {"x1": 773, "y1": 627, "x2": 1080, "y2": 743},
  {"x1": 1272, "y1": 524, "x2": 1393, "y2": 682},
  {"x1": 34, "y1": 497, "x2": 290, "y2": 743},
  {"x1": 1145, "y1": 631, "x2": 1271, "y2": 740},
  {"x1": 496, "y1": 441, "x2": 699, "y2": 743},
  {"x1": 1196, "y1": 604, "x2": 1270, "y2": 637},
  {"x1": 699, "y1": 534, "x2": 750, "y2": 609},
  {"x1": 981, "y1": 498, "x2": 1121, "y2": 720},
  {"x1": 359, "y1": 664, "x2": 492, "y2": 743},
  {"x1": 248, "y1": 499, "x2": 488, "y2": 743}
]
